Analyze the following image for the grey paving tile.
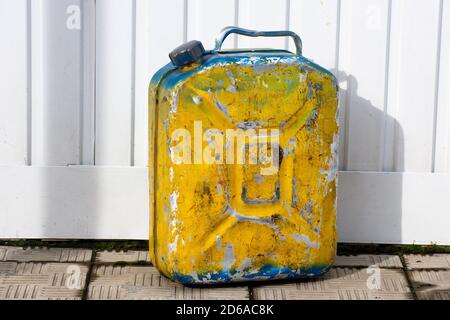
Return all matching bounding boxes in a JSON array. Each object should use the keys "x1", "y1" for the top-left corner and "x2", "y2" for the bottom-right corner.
[
  {"x1": 0, "y1": 247, "x2": 6, "y2": 261},
  {"x1": 95, "y1": 250, "x2": 150, "y2": 264},
  {"x1": 87, "y1": 265, "x2": 249, "y2": 300},
  {"x1": 253, "y1": 267, "x2": 413, "y2": 300},
  {"x1": 0, "y1": 246, "x2": 92, "y2": 263},
  {"x1": 404, "y1": 254, "x2": 450, "y2": 270},
  {"x1": 409, "y1": 270, "x2": 450, "y2": 300},
  {"x1": 334, "y1": 255, "x2": 403, "y2": 268},
  {"x1": 0, "y1": 262, "x2": 88, "y2": 300}
]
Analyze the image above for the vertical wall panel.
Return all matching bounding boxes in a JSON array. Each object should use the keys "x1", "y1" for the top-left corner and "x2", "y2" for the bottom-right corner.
[
  {"x1": 238, "y1": 0, "x2": 288, "y2": 50},
  {"x1": 30, "y1": 0, "x2": 44, "y2": 166},
  {"x1": 81, "y1": 0, "x2": 96, "y2": 165},
  {"x1": 133, "y1": 0, "x2": 150, "y2": 167},
  {"x1": 132, "y1": 0, "x2": 186, "y2": 167},
  {"x1": 385, "y1": 0, "x2": 441, "y2": 172},
  {"x1": 338, "y1": 0, "x2": 390, "y2": 171},
  {"x1": 187, "y1": 0, "x2": 236, "y2": 50},
  {"x1": 32, "y1": 0, "x2": 85, "y2": 166},
  {"x1": 289, "y1": 0, "x2": 339, "y2": 70},
  {"x1": 147, "y1": 0, "x2": 185, "y2": 77},
  {"x1": 434, "y1": 0, "x2": 450, "y2": 173},
  {"x1": 383, "y1": 0, "x2": 402, "y2": 172},
  {"x1": 95, "y1": 0, "x2": 133, "y2": 166},
  {"x1": 0, "y1": 0, "x2": 29, "y2": 165}
]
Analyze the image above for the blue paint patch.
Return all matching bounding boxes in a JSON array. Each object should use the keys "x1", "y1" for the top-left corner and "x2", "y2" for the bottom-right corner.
[
  {"x1": 157, "y1": 51, "x2": 337, "y2": 93},
  {"x1": 171, "y1": 264, "x2": 331, "y2": 285}
]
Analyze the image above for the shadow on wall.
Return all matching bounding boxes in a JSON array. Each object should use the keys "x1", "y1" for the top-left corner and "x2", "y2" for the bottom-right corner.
[{"x1": 333, "y1": 69, "x2": 404, "y2": 246}]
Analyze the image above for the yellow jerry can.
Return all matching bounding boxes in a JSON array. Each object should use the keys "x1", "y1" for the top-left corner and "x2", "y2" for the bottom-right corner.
[{"x1": 149, "y1": 27, "x2": 339, "y2": 284}]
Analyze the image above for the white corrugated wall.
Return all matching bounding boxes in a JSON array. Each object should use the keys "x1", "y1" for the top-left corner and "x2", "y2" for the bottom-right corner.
[{"x1": 0, "y1": 0, "x2": 449, "y2": 243}]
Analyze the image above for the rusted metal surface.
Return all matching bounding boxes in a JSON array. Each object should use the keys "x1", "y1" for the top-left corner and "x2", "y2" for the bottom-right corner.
[{"x1": 149, "y1": 30, "x2": 339, "y2": 284}]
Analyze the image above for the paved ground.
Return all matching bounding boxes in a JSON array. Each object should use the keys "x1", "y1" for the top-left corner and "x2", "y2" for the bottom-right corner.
[{"x1": 0, "y1": 246, "x2": 448, "y2": 300}]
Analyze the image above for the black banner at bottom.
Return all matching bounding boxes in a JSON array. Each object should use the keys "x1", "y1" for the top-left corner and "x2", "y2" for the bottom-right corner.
[{"x1": 0, "y1": 299, "x2": 440, "y2": 318}]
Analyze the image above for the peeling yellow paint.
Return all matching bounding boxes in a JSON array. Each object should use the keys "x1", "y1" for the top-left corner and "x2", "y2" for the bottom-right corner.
[{"x1": 149, "y1": 55, "x2": 339, "y2": 283}]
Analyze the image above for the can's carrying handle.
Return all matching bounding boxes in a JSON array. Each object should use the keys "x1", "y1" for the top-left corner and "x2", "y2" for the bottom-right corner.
[{"x1": 214, "y1": 26, "x2": 303, "y2": 55}]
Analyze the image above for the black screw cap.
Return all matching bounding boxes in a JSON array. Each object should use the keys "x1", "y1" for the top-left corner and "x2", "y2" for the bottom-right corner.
[{"x1": 169, "y1": 40, "x2": 206, "y2": 67}]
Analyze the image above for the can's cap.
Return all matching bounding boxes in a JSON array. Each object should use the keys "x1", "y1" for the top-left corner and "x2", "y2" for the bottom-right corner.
[{"x1": 169, "y1": 40, "x2": 206, "y2": 67}]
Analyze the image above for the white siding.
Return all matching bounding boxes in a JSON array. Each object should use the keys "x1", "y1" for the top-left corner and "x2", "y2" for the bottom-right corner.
[
  {"x1": 238, "y1": 0, "x2": 289, "y2": 50},
  {"x1": 187, "y1": 0, "x2": 236, "y2": 50},
  {"x1": 435, "y1": 0, "x2": 450, "y2": 173},
  {"x1": 32, "y1": 0, "x2": 87, "y2": 166},
  {"x1": 386, "y1": 0, "x2": 442, "y2": 172},
  {"x1": 0, "y1": 0, "x2": 449, "y2": 242},
  {"x1": 95, "y1": 0, "x2": 134, "y2": 166},
  {"x1": 338, "y1": 0, "x2": 391, "y2": 171},
  {"x1": 0, "y1": 0, "x2": 28, "y2": 166},
  {"x1": 289, "y1": 0, "x2": 340, "y2": 70}
]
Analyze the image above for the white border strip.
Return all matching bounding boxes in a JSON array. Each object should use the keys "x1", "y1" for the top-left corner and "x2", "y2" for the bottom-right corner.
[{"x1": 0, "y1": 167, "x2": 448, "y2": 244}]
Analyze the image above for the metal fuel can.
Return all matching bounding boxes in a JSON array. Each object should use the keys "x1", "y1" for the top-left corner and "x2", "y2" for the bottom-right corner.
[{"x1": 149, "y1": 27, "x2": 339, "y2": 284}]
